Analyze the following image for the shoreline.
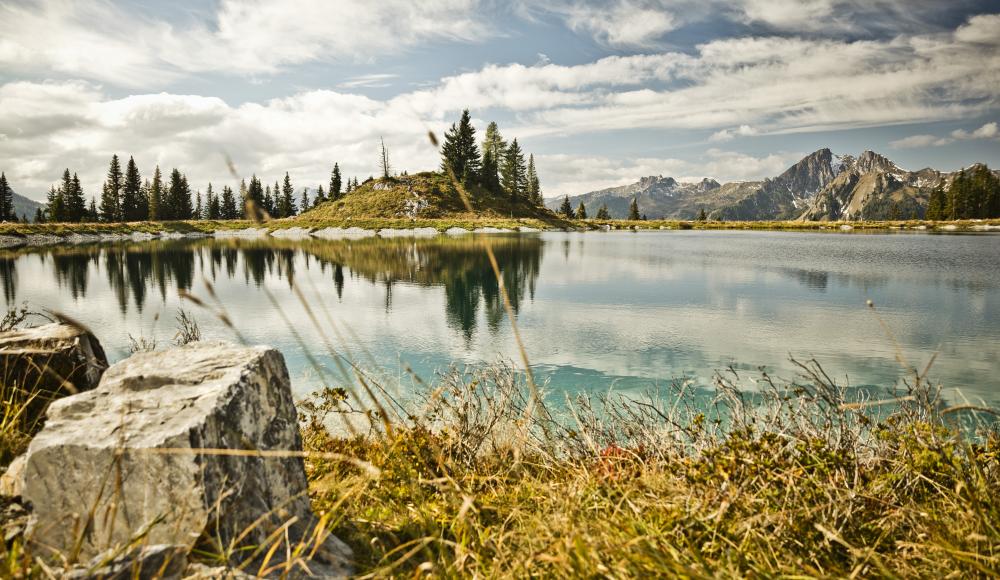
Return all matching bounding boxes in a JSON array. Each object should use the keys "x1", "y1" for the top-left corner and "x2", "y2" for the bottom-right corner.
[{"x1": 2, "y1": 217, "x2": 999, "y2": 249}]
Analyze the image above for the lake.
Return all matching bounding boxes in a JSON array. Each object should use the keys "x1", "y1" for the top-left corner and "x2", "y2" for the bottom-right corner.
[{"x1": 5, "y1": 230, "x2": 1000, "y2": 406}]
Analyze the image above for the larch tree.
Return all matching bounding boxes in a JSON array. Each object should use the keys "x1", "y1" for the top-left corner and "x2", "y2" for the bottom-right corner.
[{"x1": 379, "y1": 137, "x2": 392, "y2": 179}]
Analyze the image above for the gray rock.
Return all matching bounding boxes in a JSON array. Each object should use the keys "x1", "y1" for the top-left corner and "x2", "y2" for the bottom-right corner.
[
  {"x1": 0, "y1": 322, "x2": 107, "y2": 398},
  {"x1": 8, "y1": 341, "x2": 351, "y2": 575},
  {"x1": 66, "y1": 544, "x2": 188, "y2": 580}
]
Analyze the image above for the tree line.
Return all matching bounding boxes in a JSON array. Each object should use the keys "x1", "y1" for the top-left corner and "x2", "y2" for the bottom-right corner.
[
  {"x1": 439, "y1": 110, "x2": 543, "y2": 206},
  {"x1": 925, "y1": 164, "x2": 1000, "y2": 220},
  {"x1": 34, "y1": 155, "x2": 365, "y2": 223}
]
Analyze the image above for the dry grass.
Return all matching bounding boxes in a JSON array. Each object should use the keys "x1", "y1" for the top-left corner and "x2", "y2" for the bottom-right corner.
[{"x1": 301, "y1": 360, "x2": 1000, "y2": 578}]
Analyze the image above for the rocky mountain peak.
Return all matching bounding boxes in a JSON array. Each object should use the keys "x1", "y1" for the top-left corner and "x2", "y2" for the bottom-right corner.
[
  {"x1": 856, "y1": 150, "x2": 899, "y2": 174},
  {"x1": 775, "y1": 148, "x2": 836, "y2": 196},
  {"x1": 638, "y1": 175, "x2": 676, "y2": 189},
  {"x1": 698, "y1": 178, "x2": 721, "y2": 191}
]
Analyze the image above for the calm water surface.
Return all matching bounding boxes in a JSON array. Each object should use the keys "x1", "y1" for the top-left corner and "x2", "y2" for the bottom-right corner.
[{"x1": 6, "y1": 231, "x2": 999, "y2": 404}]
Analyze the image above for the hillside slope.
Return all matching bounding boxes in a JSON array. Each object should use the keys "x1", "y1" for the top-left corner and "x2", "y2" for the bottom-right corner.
[
  {"x1": 301, "y1": 172, "x2": 555, "y2": 221},
  {"x1": 11, "y1": 191, "x2": 43, "y2": 222}
]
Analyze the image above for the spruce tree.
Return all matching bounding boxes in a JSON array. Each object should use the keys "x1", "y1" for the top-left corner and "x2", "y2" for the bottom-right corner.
[
  {"x1": 576, "y1": 202, "x2": 587, "y2": 219},
  {"x1": 47, "y1": 182, "x2": 64, "y2": 222},
  {"x1": 67, "y1": 173, "x2": 86, "y2": 222},
  {"x1": 35, "y1": 207, "x2": 45, "y2": 223},
  {"x1": 164, "y1": 168, "x2": 192, "y2": 220},
  {"x1": 280, "y1": 172, "x2": 296, "y2": 217},
  {"x1": 481, "y1": 122, "x2": 506, "y2": 193},
  {"x1": 526, "y1": 154, "x2": 541, "y2": 205},
  {"x1": 330, "y1": 164, "x2": 342, "y2": 200},
  {"x1": 264, "y1": 184, "x2": 274, "y2": 216},
  {"x1": 440, "y1": 109, "x2": 481, "y2": 185},
  {"x1": 122, "y1": 156, "x2": 142, "y2": 221},
  {"x1": 501, "y1": 139, "x2": 527, "y2": 202},
  {"x1": 88, "y1": 198, "x2": 98, "y2": 222},
  {"x1": 314, "y1": 184, "x2": 326, "y2": 207},
  {"x1": 697, "y1": 208, "x2": 707, "y2": 221},
  {"x1": 194, "y1": 190, "x2": 203, "y2": 220},
  {"x1": 926, "y1": 183, "x2": 946, "y2": 220},
  {"x1": 628, "y1": 198, "x2": 640, "y2": 221},
  {"x1": 559, "y1": 195, "x2": 573, "y2": 218},
  {"x1": 300, "y1": 189, "x2": 309, "y2": 214},
  {"x1": 0, "y1": 173, "x2": 12, "y2": 221},
  {"x1": 149, "y1": 166, "x2": 163, "y2": 220},
  {"x1": 221, "y1": 186, "x2": 237, "y2": 219},
  {"x1": 101, "y1": 154, "x2": 123, "y2": 222},
  {"x1": 247, "y1": 176, "x2": 264, "y2": 210},
  {"x1": 138, "y1": 179, "x2": 150, "y2": 220},
  {"x1": 596, "y1": 204, "x2": 611, "y2": 220}
]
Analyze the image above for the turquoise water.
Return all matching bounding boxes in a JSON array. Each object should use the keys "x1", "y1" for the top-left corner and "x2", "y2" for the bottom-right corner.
[{"x1": 6, "y1": 230, "x2": 1000, "y2": 405}]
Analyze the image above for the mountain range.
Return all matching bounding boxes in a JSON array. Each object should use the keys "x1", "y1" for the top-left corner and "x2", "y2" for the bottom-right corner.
[
  {"x1": 10, "y1": 190, "x2": 43, "y2": 222},
  {"x1": 547, "y1": 149, "x2": 996, "y2": 221}
]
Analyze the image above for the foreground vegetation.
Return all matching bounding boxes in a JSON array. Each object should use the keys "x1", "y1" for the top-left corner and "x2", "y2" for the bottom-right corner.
[{"x1": 301, "y1": 361, "x2": 999, "y2": 577}]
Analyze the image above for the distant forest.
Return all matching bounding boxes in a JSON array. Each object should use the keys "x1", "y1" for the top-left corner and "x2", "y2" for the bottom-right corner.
[{"x1": 3, "y1": 110, "x2": 544, "y2": 224}]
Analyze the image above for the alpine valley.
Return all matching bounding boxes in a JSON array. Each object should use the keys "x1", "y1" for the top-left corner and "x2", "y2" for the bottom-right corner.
[{"x1": 548, "y1": 149, "x2": 999, "y2": 221}]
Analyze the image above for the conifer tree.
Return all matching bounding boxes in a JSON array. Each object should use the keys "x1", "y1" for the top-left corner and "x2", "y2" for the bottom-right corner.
[
  {"x1": 697, "y1": 208, "x2": 707, "y2": 221},
  {"x1": 329, "y1": 164, "x2": 342, "y2": 200},
  {"x1": 0, "y1": 173, "x2": 12, "y2": 221},
  {"x1": 440, "y1": 109, "x2": 481, "y2": 185},
  {"x1": 221, "y1": 185, "x2": 237, "y2": 219},
  {"x1": 264, "y1": 184, "x2": 274, "y2": 216},
  {"x1": 137, "y1": 179, "x2": 150, "y2": 220},
  {"x1": 526, "y1": 154, "x2": 542, "y2": 205},
  {"x1": 194, "y1": 190, "x2": 203, "y2": 220},
  {"x1": 501, "y1": 139, "x2": 527, "y2": 202},
  {"x1": 272, "y1": 180, "x2": 281, "y2": 215},
  {"x1": 88, "y1": 198, "x2": 98, "y2": 222},
  {"x1": 67, "y1": 173, "x2": 86, "y2": 222},
  {"x1": 314, "y1": 184, "x2": 325, "y2": 207},
  {"x1": 122, "y1": 156, "x2": 142, "y2": 221},
  {"x1": 280, "y1": 173, "x2": 296, "y2": 217},
  {"x1": 100, "y1": 154, "x2": 123, "y2": 222},
  {"x1": 164, "y1": 168, "x2": 192, "y2": 220},
  {"x1": 246, "y1": 175, "x2": 264, "y2": 210},
  {"x1": 925, "y1": 183, "x2": 946, "y2": 220},
  {"x1": 628, "y1": 198, "x2": 640, "y2": 220},
  {"x1": 35, "y1": 207, "x2": 45, "y2": 223},
  {"x1": 596, "y1": 204, "x2": 611, "y2": 220},
  {"x1": 149, "y1": 166, "x2": 163, "y2": 220},
  {"x1": 481, "y1": 122, "x2": 506, "y2": 193},
  {"x1": 559, "y1": 195, "x2": 573, "y2": 218},
  {"x1": 47, "y1": 182, "x2": 64, "y2": 222},
  {"x1": 576, "y1": 202, "x2": 587, "y2": 219},
  {"x1": 300, "y1": 188, "x2": 309, "y2": 214}
]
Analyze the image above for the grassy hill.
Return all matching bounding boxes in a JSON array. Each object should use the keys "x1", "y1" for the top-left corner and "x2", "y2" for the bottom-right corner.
[{"x1": 299, "y1": 172, "x2": 556, "y2": 221}]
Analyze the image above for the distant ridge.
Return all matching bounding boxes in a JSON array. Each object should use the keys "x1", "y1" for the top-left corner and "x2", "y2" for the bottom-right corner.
[{"x1": 547, "y1": 149, "x2": 999, "y2": 221}]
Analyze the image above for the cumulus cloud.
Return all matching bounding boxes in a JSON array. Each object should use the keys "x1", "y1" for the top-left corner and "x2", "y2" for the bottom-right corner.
[
  {"x1": 0, "y1": 0, "x2": 489, "y2": 86},
  {"x1": 891, "y1": 121, "x2": 999, "y2": 148},
  {"x1": 2, "y1": 13, "x2": 998, "y2": 201},
  {"x1": 709, "y1": 125, "x2": 759, "y2": 142}
]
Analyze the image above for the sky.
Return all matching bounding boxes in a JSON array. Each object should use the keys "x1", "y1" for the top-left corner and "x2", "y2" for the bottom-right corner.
[{"x1": 1, "y1": 0, "x2": 998, "y2": 203}]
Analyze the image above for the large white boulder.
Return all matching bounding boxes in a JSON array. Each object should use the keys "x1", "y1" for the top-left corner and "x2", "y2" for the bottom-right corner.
[{"x1": 8, "y1": 341, "x2": 351, "y2": 575}]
